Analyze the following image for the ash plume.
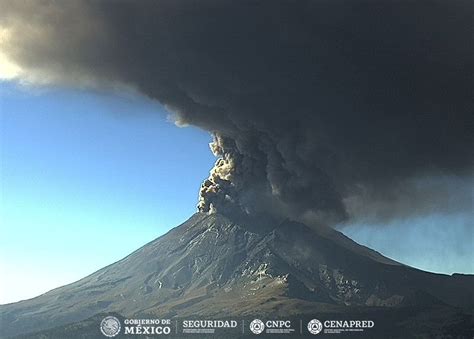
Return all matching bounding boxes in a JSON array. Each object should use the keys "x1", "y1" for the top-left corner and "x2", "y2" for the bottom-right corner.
[{"x1": 1, "y1": 0, "x2": 472, "y2": 226}]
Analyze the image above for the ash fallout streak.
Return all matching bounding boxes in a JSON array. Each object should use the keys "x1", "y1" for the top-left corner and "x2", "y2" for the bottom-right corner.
[{"x1": 1, "y1": 0, "x2": 472, "y2": 226}]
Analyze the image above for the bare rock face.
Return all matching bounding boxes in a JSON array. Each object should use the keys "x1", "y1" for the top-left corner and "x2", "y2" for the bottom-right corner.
[{"x1": 1, "y1": 213, "x2": 473, "y2": 337}]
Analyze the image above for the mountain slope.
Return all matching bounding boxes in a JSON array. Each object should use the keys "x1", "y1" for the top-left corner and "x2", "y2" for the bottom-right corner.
[{"x1": 1, "y1": 213, "x2": 473, "y2": 337}]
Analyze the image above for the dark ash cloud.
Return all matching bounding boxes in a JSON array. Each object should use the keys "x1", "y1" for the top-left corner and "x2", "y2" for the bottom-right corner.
[{"x1": 1, "y1": 0, "x2": 473, "y2": 226}]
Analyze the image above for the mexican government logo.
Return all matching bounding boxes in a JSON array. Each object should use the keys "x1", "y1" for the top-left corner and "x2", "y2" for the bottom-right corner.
[
  {"x1": 307, "y1": 319, "x2": 323, "y2": 335},
  {"x1": 100, "y1": 316, "x2": 121, "y2": 337},
  {"x1": 249, "y1": 319, "x2": 265, "y2": 334}
]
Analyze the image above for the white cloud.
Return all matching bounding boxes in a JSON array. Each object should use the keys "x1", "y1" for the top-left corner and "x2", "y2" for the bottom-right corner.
[{"x1": 0, "y1": 28, "x2": 22, "y2": 80}]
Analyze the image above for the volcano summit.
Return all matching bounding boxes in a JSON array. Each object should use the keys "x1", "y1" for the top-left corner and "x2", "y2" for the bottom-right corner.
[{"x1": 1, "y1": 212, "x2": 473, "y2": 337}]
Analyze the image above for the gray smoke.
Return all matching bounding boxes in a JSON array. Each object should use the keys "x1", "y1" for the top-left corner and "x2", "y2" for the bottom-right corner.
[{"x1": 1, "y1": 0, "x2": 472, "y2": 226}]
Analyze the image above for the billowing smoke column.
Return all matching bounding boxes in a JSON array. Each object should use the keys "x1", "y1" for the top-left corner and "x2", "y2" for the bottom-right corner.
[
  {"x1": 197, "y1": 132, "x2": 347, "y2": 225},
  {"x1": 1, "y1": 0, "x2": 472, "y2": 226},
  {"x1": 198, "y1": 135, "x2": 238, "y2": 215}
]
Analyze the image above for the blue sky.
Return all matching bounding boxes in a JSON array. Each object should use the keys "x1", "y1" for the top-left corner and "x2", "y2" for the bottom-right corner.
[
  {"x1": 0, "y1": 82, "x2": 214, "y2": 303},
  {"x1": 0, "y1": 81, "x2": 472, "y2": 304},
  {"x1": 340, "y1": 213, "x2": 473, "y2": 275}
]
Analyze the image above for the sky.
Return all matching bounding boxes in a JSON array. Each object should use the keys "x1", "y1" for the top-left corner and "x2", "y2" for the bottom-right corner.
[
  {"x1": 2, "y1": 1, "x2": 472, "y2": 231},
  {"x1": 1, "y1": 80, "x2": 472, "y2": 304},
  {"x1": 0, "y1": 81, "x2": 215, "y2": 304}
]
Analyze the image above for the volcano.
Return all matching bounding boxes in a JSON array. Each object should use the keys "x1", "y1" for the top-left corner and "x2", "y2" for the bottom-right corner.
[{"x1": 1, "y1": 212, "x2": 473, "y2": 338}]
